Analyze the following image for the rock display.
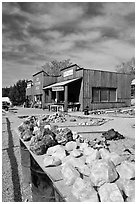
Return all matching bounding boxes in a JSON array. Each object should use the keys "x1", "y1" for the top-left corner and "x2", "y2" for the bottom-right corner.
[
  {"x1": 116, "y1": 161, "x2": 135, "y2": 180},
  {"x1": 46, "y1": 145, "x2": 66, "y2": 160},
  {"x1": 61, "y1": 163, "x2": 80, "y2": 186},
  {"x1": 89, "y1": 160, "x2": 118, "y2": 186},
  {"x1": 65, "y1": 141, "x2": 77, "y2": 152},
  {"x1": 99, "y1": 148, "x2": 122, "y2": 166},
  {"x1": 70, "y1": 149, "x2": 82, "y2": 158},
  {"x1": 43, "y1": 155, "x2": 61, "y2": 167},
  {"x1": 98, "y1": 183, "x2": 124, "y2": 202},
  {"x1": 55, "y1": 128, "x2": 73, "y2": 145},
  {"x1": 116, "y1": 178, "x2": 135, "y2": 199},
  {"x1": 72, "y1": 177, "x2": 99, "y2": 202},
  {"x1": 45, "y1": 112, "x2": 67, "y2": 123},
  {"x1": 102, "y1": 128, "x2": 125, "y2": 140},
  {"x1": 18, "y1": 116, "x2": 135, "y2": 202},
  {"x1": 86, "y1": 149, "x2": 100, "y2": 165}
]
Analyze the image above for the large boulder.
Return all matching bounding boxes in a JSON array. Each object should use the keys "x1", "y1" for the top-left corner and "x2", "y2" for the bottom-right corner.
[
  {"x1": 98, "y1": 183, "x2": 124, "y2": 202},
  {"x1": 72, "y1": 177, "x2": 99, "y2": 202},
  {"x1": 116, "y1": 178, "x2": 135, "y2": 198},
  {"x1": 62, "y1": 156, "x2": 85, "y2": 169},
  {"x1": 70, "y1": 149, "x2": 82, "y2": 157},
  {"x1": 99, "y1": 148, "x2": 122, "y2": 166},
  {"x1": 43, "y1": 155, "x2": 61, "y2": 167},
  {"x1": 85, "y1": 149, "x2": 100, "y2": 165},
  {"x1": 116, "y1": 161, "x2": 135, "y2": 180},
  {"x1": 65, "y1": 141, "x2": 77, "y2": 152},
  {"x1": 46, "y1": 145, "x2": 66, "y2": 160},
  {"x1": 76, "y1": 164, "x2": 91, "y2": 177},
  {"x1": 79, "y1": 142, "x2": 89, "y2": 151},
  {"x1": 89, "y1": 159, "x2": 118, "y2": 186},
  {"x1": 61, "y1": 163, "x2": 80, "y2": 186}
]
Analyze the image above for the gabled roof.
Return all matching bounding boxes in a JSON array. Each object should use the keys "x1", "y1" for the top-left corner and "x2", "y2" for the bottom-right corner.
[
  {"x1": 60, "y1": 64, "x2": 81, "y2": 71},
  {"x1": 33, "y1": 70, "x2": 48, "y2": 77}
]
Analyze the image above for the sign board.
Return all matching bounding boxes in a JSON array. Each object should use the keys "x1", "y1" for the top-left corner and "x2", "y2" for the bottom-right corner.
[
  {"x1": 63, "y1": 69, "x2": 73, "y2": 77},
  {"x1": 52, "y1": 86, "x2": 64, "y2": 91}
]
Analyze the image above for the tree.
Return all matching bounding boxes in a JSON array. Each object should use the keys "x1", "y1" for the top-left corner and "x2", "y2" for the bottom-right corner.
[
  {"x1": 116, "y1": 57, "x2": 135, "y2": 76},
  {"x1": 41, "y1": 59, "x2": 73, "y2": 76},
  {"x1": 8, "y1": 79, "x2": 27, "y2": 105},
  {"x1": 2, "y1": 87, "x2": 10, "y2": 97}
]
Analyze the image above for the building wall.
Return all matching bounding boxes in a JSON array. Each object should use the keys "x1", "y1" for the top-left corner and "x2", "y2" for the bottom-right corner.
[
  {"x1": 83, "y1": 69, "x2": 131, "y2": 110},
  {"x1": 58, "y1": 64, "x2": 80, "y2": 82}
]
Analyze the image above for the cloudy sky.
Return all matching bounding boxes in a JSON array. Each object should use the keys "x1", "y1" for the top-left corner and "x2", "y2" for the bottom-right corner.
[{"x1": 2, "y1": 2, "x2": 135, "y2": 87}]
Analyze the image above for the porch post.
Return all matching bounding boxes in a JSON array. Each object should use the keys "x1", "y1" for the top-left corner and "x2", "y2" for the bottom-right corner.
[
  {"x1": 49, "y1": 89, "x2": 52, "y2": 102},
  {"x1": 42, "y1": 90, "x2": 45, "y2": 109},
  {"x1": 64, "y1": 85, "x2": 68, "y2": 112},
  {"x1": 56, "y1": 91, "x2": 59, "y2": 102}
]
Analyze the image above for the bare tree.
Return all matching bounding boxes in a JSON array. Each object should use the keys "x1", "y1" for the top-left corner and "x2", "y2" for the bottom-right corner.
[
  {"x1": 116, "y1": 57, "x2": 135, "y2": 75},
  {"x1": 41, "y1": 59, "x2": 73, "y2": 76}
]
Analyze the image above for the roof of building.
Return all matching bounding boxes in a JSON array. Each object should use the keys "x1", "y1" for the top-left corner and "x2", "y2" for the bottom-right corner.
[
  {"x1": 43, "y1": 77, "x2": 82, "y2": 89},
  {"x1": 32, "y1": 70, "x2": 48, "y2": 77},
  {"x1": 60, "y1": 64, "x2": 81, "y2": 71}
]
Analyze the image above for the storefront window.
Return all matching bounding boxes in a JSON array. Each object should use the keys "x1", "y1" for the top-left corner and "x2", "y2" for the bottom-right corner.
[
  {"x1": 100, "y1": 89, "x2": 108, "y2": 102},
  {"x1": 92, "y1": 87, "x2": 116, "y2": 102},
  {"x1": 92, "y1": 88, "x2": 100, "y2": 102},
  {"x1": 109, "y1": 89, "x2": 116, "y2": 101}
]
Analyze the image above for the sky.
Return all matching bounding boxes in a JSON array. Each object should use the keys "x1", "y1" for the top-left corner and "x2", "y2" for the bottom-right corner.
[{"x1": 2, "y1": 2, "x2": 135, "y2": 87}]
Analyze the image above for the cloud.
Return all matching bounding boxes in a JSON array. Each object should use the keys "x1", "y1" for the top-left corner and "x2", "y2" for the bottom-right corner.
[{"x1": 2, "y1": 2, "x2": 135, "y2": 87}]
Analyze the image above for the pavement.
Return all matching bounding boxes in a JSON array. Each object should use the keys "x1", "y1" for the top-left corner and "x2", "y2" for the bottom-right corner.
[{"x1": 2, "y1": 106, "x2": 135, "y2": 201}]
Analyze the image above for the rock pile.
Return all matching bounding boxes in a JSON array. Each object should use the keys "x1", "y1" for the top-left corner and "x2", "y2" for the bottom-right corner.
[
  {"x1": 40, "y1": 130, "x2": 135, "y2": 202},
  {"x1": 18, "y1": 117, "x2": 135, "y2": 202},
  {"x1": 45, "y1": 112, "x2": 67, "y2": 123}
]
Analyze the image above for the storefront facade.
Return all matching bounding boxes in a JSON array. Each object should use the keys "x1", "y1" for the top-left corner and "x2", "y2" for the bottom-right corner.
[
  {"x1": 26, "y1": 80, "x2": 33, "y2": 107},
  {"x1": 26, "y1": 64, "x2": 131, "y2": 111}
]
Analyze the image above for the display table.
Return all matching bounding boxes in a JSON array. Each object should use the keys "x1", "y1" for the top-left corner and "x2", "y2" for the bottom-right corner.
[
  {"x1": 16, "y1": 129, "x2": 78, "y2": 202},
  {"x1": 49, "y1": 104, "x2": 64, "y2": 112}
]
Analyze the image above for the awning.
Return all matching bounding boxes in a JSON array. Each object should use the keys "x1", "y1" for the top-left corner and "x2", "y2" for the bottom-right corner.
[{"x1": 43, "y1": 77, "x2": 82, "y2": 90}]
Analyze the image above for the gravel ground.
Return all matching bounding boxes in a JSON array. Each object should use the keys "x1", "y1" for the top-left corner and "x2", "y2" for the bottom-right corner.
[
  {"x1": 2, "y1": 107, "x2": 135, "y2": 202},
  {"x1": 2, "y1": 113, "x2": 32, "y2": 202}
]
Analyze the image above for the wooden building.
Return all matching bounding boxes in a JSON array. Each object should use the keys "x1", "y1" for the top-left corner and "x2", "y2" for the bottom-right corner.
[
  {"x1": 27, "y1": 64, "x2": 132, "y2": 111},
  {"x1": 26, "y1": 80, "x2": 33, "y2": 107}
]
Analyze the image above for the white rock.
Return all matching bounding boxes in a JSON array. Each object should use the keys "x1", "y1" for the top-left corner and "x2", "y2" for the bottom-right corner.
[
  {"x1": 89, "y1": 159, "x2": 118, "y2": 186},
  {"x1": 79, "y1": 142, "x2": 88, "y2": 151},
  {"x1": 61, "y1": 163, "x2": 80, "y2": 186},
  {"x1": 86, "y1": 149, "x2": 100, "y2": 164},
  {"x1": 72, "y1": 177, "x2": 98, "y2": 202},
  {"x1": 70, "y1": 149, "x2": 82, "y2": 157},
  {"x1": 46, "y1": 145, "x2": 66, "y2": 160},
  {"x1": 65, "y1": 141, "x2": 77, "y2": 152},
  {"x1": 98, "y1": 183, "x2": 124, "y2": 202},
  {"x1": 116, "y1": 161, "x2": 135, "y2": 180},
  {"x1": 43, "y1": 155, "x2": 61, "y2": 167}
]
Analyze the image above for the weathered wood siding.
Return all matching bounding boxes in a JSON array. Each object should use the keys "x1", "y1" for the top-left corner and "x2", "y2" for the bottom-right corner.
[
  {"x1": 43, "y1": 74, "x2": 57, "y2": 87},
  {"x1": 83, "y1": 69, "x2": 131, "y2": 110}
]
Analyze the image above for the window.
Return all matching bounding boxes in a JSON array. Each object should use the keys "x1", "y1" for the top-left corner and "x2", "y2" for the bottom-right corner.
[
  {"x1": 92, "y1": 88, "x2": 100, "y2": 102},
  {"x1": 109, "y1": 89, "x2": 116, "y2": 101},
  {"x1": 92, "y1": 88, "x2": 116, "y2": 102},
  {"x1": 100, "y1": 89, "x2": 108, "y2": 102}
]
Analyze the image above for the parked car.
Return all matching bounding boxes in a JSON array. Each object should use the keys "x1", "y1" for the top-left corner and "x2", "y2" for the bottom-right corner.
[{"x1": 2, "y1": 101, "x2": 9, "y2": 111}]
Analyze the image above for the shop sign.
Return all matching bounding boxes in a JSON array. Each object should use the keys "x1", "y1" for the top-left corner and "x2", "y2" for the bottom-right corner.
[
  {"x1": 52, "y1": 86, "x2": 64, "y2": 91},
  {"x1": 63, "y1": 69, "x2": 73, "y2": 77}
]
